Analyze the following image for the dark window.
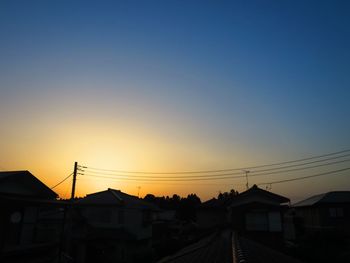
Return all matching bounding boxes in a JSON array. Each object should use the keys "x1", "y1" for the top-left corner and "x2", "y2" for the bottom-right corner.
[{"x1": 329, "y1": 207, "x2": 344, "y2": 218}]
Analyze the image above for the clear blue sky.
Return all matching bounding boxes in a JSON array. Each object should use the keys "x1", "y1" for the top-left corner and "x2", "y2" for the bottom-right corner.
[{"x1": 0, "y1": 0, "x2": 349, "y2": 200}]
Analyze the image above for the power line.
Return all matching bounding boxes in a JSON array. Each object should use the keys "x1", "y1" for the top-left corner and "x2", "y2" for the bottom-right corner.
[
  {"x1": 238, "y1": 153, "x2": 350, "y2": 174},
  {"x1": 82, "y1": 164, "x2": 350, "y2": 182},
  {"x1": 248, "y1": 158, "x2": 350, "y2": 178},
  {"x1": 82, "y1": 173, "x2": 236, "y2": 181},
  {"x1": 80, "y1": 157, "x2": 350, "y2": 179},
  {"x1": 51, "y1": 173, "x2": 73, "y2": 189},
  {"x1": 77, "y1": 178, "x2": 244, "y2": 186},
  {"x1": 257, "y1": 167, "x2": 350, "y2": 186},
  {"x1": 79, "y1": 149, "x2": 350, "y2": 175}
]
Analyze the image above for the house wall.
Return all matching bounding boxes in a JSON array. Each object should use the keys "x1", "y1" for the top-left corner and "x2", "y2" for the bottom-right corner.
[
  {"x1": 20, "y1": 206, "x2": 38, "y2": 245},
  {"x1": 295, "y1": 207, "x2": 322, "y2": 227},
  {"x1": 231, "y1": 204, "x2": 286, "y2": 235},
  {"x1": 296, "y1": 204, "x2": 350, "y2": 233},
  {"x1": 84, "y1": 239, "x2": 153, "y2": 263},
  {"x1": 0, "y1": 206, "x2": 24, "y2": 247},
  {"x1": 196, "y1": 209, "x2": 227, "y2": 229},
  {"x1": 0, "y1": 180, "x2": 38, "y2": 196},
  {"x1": 124, "y1": 208, "x2": 152, "y2": 239},
  {"x1": 80, "y1": 206, "x2": 152, "y2": 240},
  {"x1": 231, "y1": 205, "x2": 286, "y2": 249}
]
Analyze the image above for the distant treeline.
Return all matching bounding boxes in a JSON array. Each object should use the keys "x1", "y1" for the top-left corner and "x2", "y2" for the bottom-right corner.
[{"x1": 143, "y1": 189, "x2": 238, "y2": 221}]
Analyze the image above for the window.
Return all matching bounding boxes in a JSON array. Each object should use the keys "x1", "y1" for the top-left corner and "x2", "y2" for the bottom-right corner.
[
  {"x1": 329, "y1": 207, "x2": 344, "y2": 218},
  {"x1": 268, "y1": 212, "x2": 282, "y2": 232},
  {"x1": 245, "y1": 212, "x2": 268, "y2": 231}
]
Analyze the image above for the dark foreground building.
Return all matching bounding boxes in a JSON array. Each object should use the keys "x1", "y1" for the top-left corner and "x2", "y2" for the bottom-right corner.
[
  {"x1": 229, "y1": 184, "x2": 290, "y2": 248},
  {"x1": 0, "y1": 171, "x2": 62, "y2": 263}
]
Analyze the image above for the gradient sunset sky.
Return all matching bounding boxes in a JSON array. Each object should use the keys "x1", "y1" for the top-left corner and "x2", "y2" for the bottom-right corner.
[{"x1": 0, "y1": 0, "x2": 349, "y2": 202}]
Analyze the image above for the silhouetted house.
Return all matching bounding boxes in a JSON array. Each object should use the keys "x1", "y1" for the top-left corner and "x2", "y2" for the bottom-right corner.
[
  {"x1": 283, "y1": 192, "x2": 350, "y2": 263},
  {"x1": 72, "y1": 188, "x2": 158, "y2": 263},
  {"x1": 196, "y1": 198, "x2": 231, "y2": 230},
  {"x1": 152, "y1": 209, "x2": 176, "y2": 249},
  {"x1": 0, "y1": 170, "x2": 57, "y2": 199},
  {"x1": 0, "y1": 170, "x2": 60, "y2": 262},
  {"x1": 229, "y1": 185, "x2": 290, "y2": 247},
  {"x1": 292, "y1": 191, "x2": 350, "y2": 235}
]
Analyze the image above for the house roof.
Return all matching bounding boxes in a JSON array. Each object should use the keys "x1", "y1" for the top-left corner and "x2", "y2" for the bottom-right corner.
[
  {"x1": 230, "y1": 184, "x2": 290, "y2": 207},
  {"x1": 158, "y1": 229, "x2": 302, "y2": 263},
  {"x1": 238, "y1": 236, "x2": 303, "y2": 263},
  {"x1": 200, "y1": 197, "x2": 232, "y2": 209},
  {"x1": 157, "y1": 231, "x2": 232, "y2": 263},
  {"x1": 293, "y1": 191, "x2": 350, "y2": 207},
  {"x1": 0, "y1": 170, "x2": 58, "y2": 199},
  {"x1": 78, "y1": 188, "x2": 158, "y2": 210}
]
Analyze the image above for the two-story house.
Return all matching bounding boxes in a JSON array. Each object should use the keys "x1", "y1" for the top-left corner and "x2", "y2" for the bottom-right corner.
[
  {"x1": 292, "y1": 191, "x2": 350, "y2": 234},
  {"x1": 72, "y1": 188, "x2": 158, "y2": 263},
  {"x1": 229, "y1": 184, "x2": 290, "y2": 248},
  {"x1": 0, "y1": 170, "x2": 61, "y2": 262}
]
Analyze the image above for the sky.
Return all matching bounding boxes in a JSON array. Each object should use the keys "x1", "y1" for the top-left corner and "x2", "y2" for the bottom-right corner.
[{"x1": 0, "y1": 0, "x2": 349, "y2": 202}]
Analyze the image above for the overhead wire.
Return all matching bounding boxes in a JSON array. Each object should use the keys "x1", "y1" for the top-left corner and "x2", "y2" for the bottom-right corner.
[
  {"x1": 78, "y1": 149, "x2": 350, "y2": 175},
  {"x1": 79, "y1": 156, "x2": 350, "y2": 179},
  {"x1": 76, "y1": 149, "x2": 350, "y2": 189},
  {"x1": 257, "y1": 167, "x2": 350, "y2": 186},
  {"x1": 77, "y1": 177, "x2": 245, "y2": 186},
  {"x1": 82, "y1": 163, "x2": 350, "y2": 182},
  {"x1": 51, "y1": 173, "x2": 73, "y2": 189}
]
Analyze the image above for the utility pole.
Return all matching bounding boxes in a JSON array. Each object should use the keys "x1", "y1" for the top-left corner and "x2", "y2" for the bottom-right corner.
[
  {"x1": 71, "y1": 162, "x2": 78, "y2": 200},
  {"x1": 243, "y1": 170, "x2": 250, "y2": 190},
  {"x1": 60, "y1": 162, "x2": 78, "y2": 262}
]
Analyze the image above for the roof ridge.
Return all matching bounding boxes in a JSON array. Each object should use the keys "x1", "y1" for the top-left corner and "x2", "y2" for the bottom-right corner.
[
  {"x1": 0, "y1": 170, "x2": 30, "y2": 174},
  {"x1": 238, "y1": 184, "x2": 290, "y2": 202},
  {"x1": 108, "y1": 188, "x2": 123, "y2": 201}
]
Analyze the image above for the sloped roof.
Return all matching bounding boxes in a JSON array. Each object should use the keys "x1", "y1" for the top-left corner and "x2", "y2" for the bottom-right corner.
[
  {"x1": 230, "y1": 185, "x2": 290, "y2": 207},
  {"x1": 78, "y1": 188, "x2": 158, "y2": 210},
  {"x1": 238, "y1": 236, "x2": 303, "y2": 263},
  {"x1": 158, "y1": 231, "x2": 232, "y2": 263},
  {"x1": 200, "y1": 197, "x2": 232, "y2": 209},
  {"x1": 293, "y1": 191, "x2": 350, "y2": 207},
  {"x1": 158, "y1": 229, "x2": 302, "y2": 263},
  {"x1": 0, "y1": 170, "x2": 57, "y2": 199}
]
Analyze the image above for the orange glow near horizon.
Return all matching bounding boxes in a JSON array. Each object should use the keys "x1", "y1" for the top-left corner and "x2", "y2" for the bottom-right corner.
[{"x1": 0, "y1": 115, "x2": 255, "y2": 200}]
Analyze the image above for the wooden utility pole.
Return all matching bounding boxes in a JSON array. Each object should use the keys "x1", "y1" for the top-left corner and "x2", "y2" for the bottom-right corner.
[{"x1": 71, "y1": 162, "x2": 78, "y2": 200}]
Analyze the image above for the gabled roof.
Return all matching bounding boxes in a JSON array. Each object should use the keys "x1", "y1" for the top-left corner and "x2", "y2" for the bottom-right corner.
[
  {"x1": 200, "y1": 197, "x2": 232, "y2": 209},
  {"x1": 293, "y1": 191, "x2": 350, "y2": 207},
  {"x1": 78, "y1": 188, "x2": 158, "y2": 210},
  {"x1": 0, "y1": 170, "x2": 58, "y2": 199},
  {"x1": 230, "y1": 185, "x2": 290, "y2": 207}
]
